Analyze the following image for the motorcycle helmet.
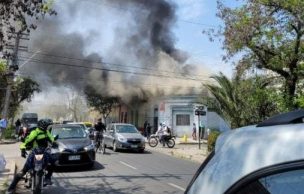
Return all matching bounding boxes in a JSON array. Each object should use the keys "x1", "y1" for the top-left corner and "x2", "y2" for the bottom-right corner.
[{"x1": 37, "y1": 119, "x2": 53, "y2": 131}]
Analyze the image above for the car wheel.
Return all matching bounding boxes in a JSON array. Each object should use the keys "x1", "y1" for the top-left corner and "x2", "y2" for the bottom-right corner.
[
  {"x1": 138, "y1": 149, "x2": 145, "y2": 153},
  {"x1": 113, "y1": 141, "x2": 118, "y2": 152}
]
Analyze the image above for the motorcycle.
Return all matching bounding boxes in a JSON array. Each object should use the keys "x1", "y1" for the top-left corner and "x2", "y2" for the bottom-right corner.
[
  {"x1": 148, "y1": 134, "x2": 176, "y2": 148},
  {"x1": 24, "y1": 148, "x2": 49, "y2": 194},
  {"x1": 24, "y1": 136, "x2": 58, "y2": 194}
]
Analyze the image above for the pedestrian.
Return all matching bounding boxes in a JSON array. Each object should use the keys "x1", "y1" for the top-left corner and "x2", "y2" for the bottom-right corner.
[
  {"x1": 15, "y1": 119, "x2": 21, "y2": 137},
  {"x1": 200, "y1": 123, "x2": 205, "y2": 140},
  {"x1": 143, "y1": 120, "x2": 148, "y2": 137},
  {"x1": 146, "y1": 123, "x2": 151, "y2": 138},
  {"x1": 0, "y1": 117, "x2": 7, "y2": 139},
  {"x1": 192, "y1": 123, "x2": 197, "y2": 140}
]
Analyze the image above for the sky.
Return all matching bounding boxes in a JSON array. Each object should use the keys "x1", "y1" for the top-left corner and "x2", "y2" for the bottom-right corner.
[
  {"x1": 174, "y1": 0, "x2": 239, "y2": 77},
  {"x1": 21, "y1": 0, "x2": 239, "y2": 112}
]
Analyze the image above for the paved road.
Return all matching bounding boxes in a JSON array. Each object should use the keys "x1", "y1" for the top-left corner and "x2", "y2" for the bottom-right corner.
[{"x1": 2, "y1": 143, "x2": 200, "y2": 194}]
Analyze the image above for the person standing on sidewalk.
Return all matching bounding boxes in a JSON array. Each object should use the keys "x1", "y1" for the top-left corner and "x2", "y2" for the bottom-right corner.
[
  {"x1": 15, "y1": 119, "x2": 21, "y2": 137},
  {"x1": 0, "y1": 117, "x2": 7, "y2": 139},
  {"x1": 192, "y1": 123, "x2": 197, "y2": 140}
]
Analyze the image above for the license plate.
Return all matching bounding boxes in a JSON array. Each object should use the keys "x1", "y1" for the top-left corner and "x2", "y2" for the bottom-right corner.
[
  {"x1": 131, "y1": 145, "x2": 138, "y2": 148},
  {"x1": 68, "y1": 155, "x2": 80, "y2": 161}
]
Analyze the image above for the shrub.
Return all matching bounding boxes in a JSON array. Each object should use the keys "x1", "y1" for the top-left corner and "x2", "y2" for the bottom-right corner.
[
  {"x1": 2, "y1": 125, "x2": 15, "y2": 139},
  {"x1": 207, "y1": 129, "x2": 221, "y2": 152}
]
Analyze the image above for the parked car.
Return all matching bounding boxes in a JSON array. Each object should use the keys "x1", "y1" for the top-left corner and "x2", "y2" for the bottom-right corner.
[
  {"x1": 103, "y1": 123, "x2": 145, "y2": 152},
  {"x1": 185, "y1": 109, "x2": 304, "y2": 194},
  {"x1": 50, "y1": 124, "x2": 95, "y2": 168}
]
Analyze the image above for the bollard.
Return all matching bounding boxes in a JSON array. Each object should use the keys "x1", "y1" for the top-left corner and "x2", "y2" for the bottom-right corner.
[{"x1": 183, "y1": 134, "x2": 188, "y2": 143}]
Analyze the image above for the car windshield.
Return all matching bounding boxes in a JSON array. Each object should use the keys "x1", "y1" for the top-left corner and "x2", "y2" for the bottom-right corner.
[
  {"x1": 116, "y1": 125, "x2": 138, "y2": 133},
  {"x1": 52, "y1": 126, "x2": 87, "y2": 139}
]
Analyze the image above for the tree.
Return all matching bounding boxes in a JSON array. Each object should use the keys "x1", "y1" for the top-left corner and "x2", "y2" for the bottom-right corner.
[
  {"x1": 84, "y1": 86, "x2": 119, "y2": 124},
  {"x1": 0, "y1": 0, "x2": 56, "y2": 58},
  {"x1": 66, "y1": 90, "x2": 89, "y2": 122},
  {"x1": 214, "y1": 0, "x2": 304, "y2": 109},
  {"x1": 0, "y1": 60, "x2": 8, "y2": 106},
  {"x1": 8, "y1": 77, "x2": 41, "y2": 118},
  {"x1": 205, "y1": 72, "x2": 280, "y2": 128}
]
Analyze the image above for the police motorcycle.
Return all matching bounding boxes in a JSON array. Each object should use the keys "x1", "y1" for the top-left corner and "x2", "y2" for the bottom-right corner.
[{"x1": 23, "y1": 135, "x2": 58, "y2": 194}]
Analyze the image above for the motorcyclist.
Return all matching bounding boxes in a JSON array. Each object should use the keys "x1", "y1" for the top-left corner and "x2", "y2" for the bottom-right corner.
[
  {"x1": 157, "y1": 123, "x2": 170, "y2": 147},
  {"x1": 7, "y1": 119, "x2": 56, "y2": 194}
]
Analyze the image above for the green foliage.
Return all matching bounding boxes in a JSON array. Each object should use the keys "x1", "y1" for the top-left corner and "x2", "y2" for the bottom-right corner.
[
  {"x1": 207, "y1": 129, "x2": 221, "y2": 152},
  {"x1": 0, "y1": 60, "x2": 7, "y2": 73},
  {"x1": 0, "y1": 77, "x2": 41, "y2": 119},
  {"x1": 3, "y1": 125, "x2": 15, "y2": 139},
  {"x1": 8, "y1": 77, "x2": 41, "y2": 118},
  {"x1": 0, "y1": 0, "x2": 56, "y2": 57},
  {"x1": 214, "y1": 0, "x2": 304, "y2": 109},
  {"x1": 84, "y1": 86, "x2": 119, "y2": 122},
  {"x1": 205, "y1": 73, "x2": 281, "y2": 128}
]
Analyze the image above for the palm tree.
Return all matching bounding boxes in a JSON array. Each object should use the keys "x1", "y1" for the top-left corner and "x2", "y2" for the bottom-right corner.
[
  {"x1": 205, "y1": 73, "x2": 279, "y2": 129},
  {"x1": 205, "y1": 72, "x2": 244, "y2": 128}
]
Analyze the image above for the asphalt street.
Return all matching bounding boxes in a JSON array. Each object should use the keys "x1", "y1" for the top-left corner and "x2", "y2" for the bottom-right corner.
[{"x1": 2, "y1": 143, "x2": 200, "y2": 194}]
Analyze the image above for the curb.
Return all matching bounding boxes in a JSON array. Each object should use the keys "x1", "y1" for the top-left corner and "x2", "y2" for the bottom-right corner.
[
  {"x1": 0, "y1": 140, "x2": 17, "y2": 145},
  {"x1": 0, "y1": 160, "x2": 16, "y2": 193}
]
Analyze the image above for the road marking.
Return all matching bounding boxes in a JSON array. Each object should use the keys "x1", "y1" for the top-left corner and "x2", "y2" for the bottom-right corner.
[
  {"x1": 119, "y1": 161, "x2": 137, "y2": 170},
  {"x1": 168, "y1": 183, "x2": 186, "y2": 191}
]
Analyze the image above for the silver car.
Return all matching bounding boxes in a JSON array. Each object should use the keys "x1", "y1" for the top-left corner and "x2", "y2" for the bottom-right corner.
[
  {"x1": 186, "y1": 109, "x2": 304, "y2": 194},
  {"x1": 103, "y1": 123, "x2": 145, "y2": 153}
]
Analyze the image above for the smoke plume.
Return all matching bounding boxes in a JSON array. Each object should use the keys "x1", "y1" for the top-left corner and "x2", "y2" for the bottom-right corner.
[{"x1": 19, "y1": 0, "x2": 209, "y2": 103}]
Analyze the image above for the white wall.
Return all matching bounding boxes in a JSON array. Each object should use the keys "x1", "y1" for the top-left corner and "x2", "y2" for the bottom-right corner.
[{"x1": 207, "y1": 112, "x2": 230, "y2": 131}]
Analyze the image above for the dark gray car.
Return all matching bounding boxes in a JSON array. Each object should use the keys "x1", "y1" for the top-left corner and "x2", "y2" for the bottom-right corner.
[
  {"x1": 50, "y1": 124, "x2": 96, "y2": 168},
  {"x1": 103, "y1": 123, "x2": 145, "y2": 153}
]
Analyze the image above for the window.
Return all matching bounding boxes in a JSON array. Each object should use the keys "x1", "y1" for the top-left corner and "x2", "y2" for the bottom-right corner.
[
  {"x1": 235, "y1": 169, "x2": 304, "y2": 194},
  {"x1": 176, "y1": 114, "x2": 190, "y2": 126}
]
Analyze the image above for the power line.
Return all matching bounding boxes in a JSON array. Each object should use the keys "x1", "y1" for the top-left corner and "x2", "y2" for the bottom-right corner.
[
  {"x1": 19, "y1": 50, "x2": 198, "y2": 77},
  {"x1": 17, "y1": 72, "x2": 204, "y2": 88},
  {"x1": 18, "y1": 57, "x2": 210, "y2": 82}
]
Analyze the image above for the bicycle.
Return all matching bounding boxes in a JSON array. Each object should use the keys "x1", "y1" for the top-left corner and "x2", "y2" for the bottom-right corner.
[{"x1": 94, "y1": 131, "x2": 106, "y2": 154}]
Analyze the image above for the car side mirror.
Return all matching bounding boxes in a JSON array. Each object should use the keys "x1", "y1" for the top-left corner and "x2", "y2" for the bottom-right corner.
[{"x1": 54, "y1": 134, "x2": 59, "y2": 140}]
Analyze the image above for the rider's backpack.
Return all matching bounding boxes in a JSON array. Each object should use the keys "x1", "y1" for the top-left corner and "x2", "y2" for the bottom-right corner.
[{"x1": 167, "y1": 127, "x2": 172, "y2": 136}]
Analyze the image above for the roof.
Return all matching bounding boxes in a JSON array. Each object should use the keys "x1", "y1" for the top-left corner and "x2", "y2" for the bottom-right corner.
[{"x1": 189, "y1": 123, "x2": 304, "y2": 194}]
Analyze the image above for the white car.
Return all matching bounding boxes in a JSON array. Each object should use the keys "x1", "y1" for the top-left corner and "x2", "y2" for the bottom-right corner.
[{"x1": 186, "y1": 109, "x2": 304, "y2": 194}]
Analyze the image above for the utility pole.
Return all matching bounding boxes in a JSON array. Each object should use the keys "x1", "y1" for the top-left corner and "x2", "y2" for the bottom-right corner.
[{"x1": 2, "y1": 32, "x2": 21, "y2": 120}]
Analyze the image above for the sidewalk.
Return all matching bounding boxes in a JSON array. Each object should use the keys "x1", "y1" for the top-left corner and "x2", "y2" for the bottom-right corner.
[
  {"x1": 146, "y1": 137, "x2": 209, "y2": 164},
  {"x1": 0, "y1": 159, "x2": 16, "y2": 194},
  {"x1": 0, "y1": 140, "x2": 18, "y2": 194}
]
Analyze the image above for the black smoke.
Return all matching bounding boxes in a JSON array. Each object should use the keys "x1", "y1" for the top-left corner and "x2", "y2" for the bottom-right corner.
[{"x1": 19, "y1": 0, "x2": 194, "y2": 100}]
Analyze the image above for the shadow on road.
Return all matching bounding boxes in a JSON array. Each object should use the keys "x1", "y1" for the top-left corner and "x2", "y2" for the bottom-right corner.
[
  {"x1": 54, "y1": 161, "x2": 104, "y2": 172},
  {"x1": 105, "y1": 148, "x2": 152, "y2": 155}
]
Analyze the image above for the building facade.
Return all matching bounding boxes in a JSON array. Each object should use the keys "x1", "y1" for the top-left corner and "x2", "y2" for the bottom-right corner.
[{"x1": 108, "y1": 95, "x2": 230, "y2": 137}]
